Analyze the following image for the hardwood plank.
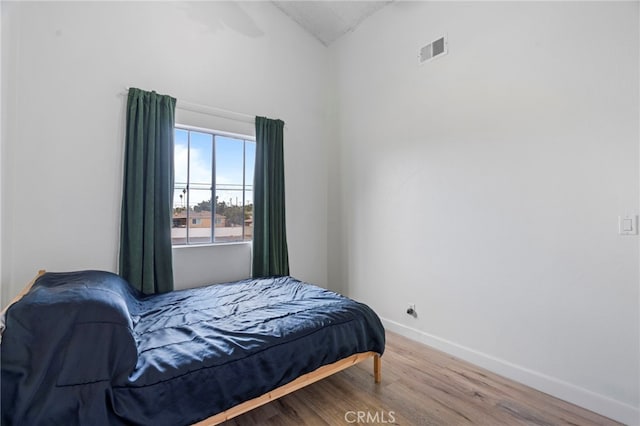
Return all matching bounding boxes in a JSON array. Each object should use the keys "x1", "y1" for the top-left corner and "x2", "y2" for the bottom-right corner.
[{"x1": 222, "y1": 331, "x2": 621, "y2": 426}]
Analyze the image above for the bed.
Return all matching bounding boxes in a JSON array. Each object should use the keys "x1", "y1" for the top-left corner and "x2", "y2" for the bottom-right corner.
[{"x1": 1, "y1": 270, "x2": 385, "y2": 425}]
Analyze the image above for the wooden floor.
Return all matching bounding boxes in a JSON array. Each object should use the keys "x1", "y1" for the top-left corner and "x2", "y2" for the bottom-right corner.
[{"x1": 222, "y1": 331, "x2": 620, "y2": 426}]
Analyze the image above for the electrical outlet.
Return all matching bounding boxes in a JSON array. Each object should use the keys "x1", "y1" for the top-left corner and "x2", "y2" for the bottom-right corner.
[{"x1": 406, "y1": 304, "x2": 416, "y2": 317}]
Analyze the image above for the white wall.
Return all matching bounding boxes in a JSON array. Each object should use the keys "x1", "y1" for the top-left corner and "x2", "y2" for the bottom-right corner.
[
  {"x1": 1, "y1": 1, "x2": 17, "y2": 308},
  {"x1": 330, "y1": 2, "x2": 639, "y2": 424},
  {"x1": 173, "y1": 243, "x2": 252, "y2": 290},
  {"x1": 1, "y1": 1, "x2": 330, "y2": 301},
  {"x1": 0, "y1": 0, "x2": 4, "y2": 307}
]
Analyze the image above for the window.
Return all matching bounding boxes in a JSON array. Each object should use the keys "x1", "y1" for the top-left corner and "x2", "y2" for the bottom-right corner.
[{"x1": 172, "y1": 126, "x2": 256, "y2": 245}]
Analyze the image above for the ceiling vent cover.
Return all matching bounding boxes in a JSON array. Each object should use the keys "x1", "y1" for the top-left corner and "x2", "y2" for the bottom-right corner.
[{"x1": 419, "y1": 35, "x2": 447, "y2": 64}]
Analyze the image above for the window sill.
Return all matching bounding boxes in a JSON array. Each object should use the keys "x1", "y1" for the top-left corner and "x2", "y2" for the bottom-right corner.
[{"x1": 172, "y1": 241, "x2": 252, "y2": 249}]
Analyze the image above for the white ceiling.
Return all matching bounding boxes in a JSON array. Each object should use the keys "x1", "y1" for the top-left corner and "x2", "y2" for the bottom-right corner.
[{"x1": 272, "y1": 1, "x2": 393, "y2": 46}]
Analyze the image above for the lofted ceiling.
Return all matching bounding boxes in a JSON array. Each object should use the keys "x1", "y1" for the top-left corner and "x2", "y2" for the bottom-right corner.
[{"x1": 272, "y1": 1, "x2": 393, "y2": 46}]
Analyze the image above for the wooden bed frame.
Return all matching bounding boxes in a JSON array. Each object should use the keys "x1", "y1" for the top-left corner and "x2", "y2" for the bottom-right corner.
[
  {"x1": 194, "y1": 351, "x2": 381, "y2": 425},
  {"x1": 1, "y1": 270, "x2": 46, "y2": 316},
  {"x1": 3, "y1": 271, "x2": 382, "y2": 426}
]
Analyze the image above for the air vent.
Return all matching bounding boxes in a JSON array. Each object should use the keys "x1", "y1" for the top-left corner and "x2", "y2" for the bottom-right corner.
[{"x1": 419, "y1": 35, "x2": 447, "y2": 65}]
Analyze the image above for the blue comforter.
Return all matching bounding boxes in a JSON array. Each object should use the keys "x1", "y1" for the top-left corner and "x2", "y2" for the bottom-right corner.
[{"x1": 1, "y1": 271, "x2": 385, "y2": 425}]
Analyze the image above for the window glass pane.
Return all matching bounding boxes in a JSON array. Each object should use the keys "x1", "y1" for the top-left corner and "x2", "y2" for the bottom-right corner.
[
  {"x1": 215, "y1": 136, "x2": 245, "y2": 243},
  {"x1": 216, "y1": 136, "x2": 244, "y2": 185},
  {"x1": 244, "y1": 141, "x2": 255, "y2": 193},
  {"x1": 172, "y1": 193, "x2": 187, "y2": 246},
  {"x1": 188, "y1": 189, "x2": 212, "y2": 244},
  {"x1": 173, "y1": 129, "x2": 189, "y2": 211},
  {"x1": 189, "y1": 131, "x2": 213, "y2": 191},
  {"x1": 244, "y1": 141, "x2": 256, "y2": 242},
  {"x1": 172, "y1": 129, "x2": 189, "y2": 245},
  {"x1": 243, "y1": 190, "x2": 253, "y2": 241}
]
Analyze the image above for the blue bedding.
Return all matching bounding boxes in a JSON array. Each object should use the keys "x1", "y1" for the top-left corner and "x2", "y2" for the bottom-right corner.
[{"x1": 1, "y1": 271, "x2": 385, "y2": 425}]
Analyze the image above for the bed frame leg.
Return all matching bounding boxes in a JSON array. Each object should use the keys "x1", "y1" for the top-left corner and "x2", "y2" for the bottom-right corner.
[{"x1": 373, "y1": 354, "x2": 381, "y2": 383}]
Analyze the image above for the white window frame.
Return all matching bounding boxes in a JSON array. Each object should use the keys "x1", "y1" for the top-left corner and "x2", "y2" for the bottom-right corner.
[{"x1": 173, "y1": 124, "x2": 255, "y2": 246}]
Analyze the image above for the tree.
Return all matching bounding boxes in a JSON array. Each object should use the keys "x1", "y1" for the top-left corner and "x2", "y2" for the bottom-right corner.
[
  {"x1": 182, "y1": 198, "x2": 252, "y2": 226},
  {"x1": 224, "y1": 205, "x2": 245, "y2": 226},
  {"x1": 193, "y1": 199, "x2": 212, "y2": 212}
]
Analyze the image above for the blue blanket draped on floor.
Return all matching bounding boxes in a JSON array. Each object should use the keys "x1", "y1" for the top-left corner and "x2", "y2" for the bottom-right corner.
[{"x1": 1, "y1": 271, "x2": 385, "y2": 425}]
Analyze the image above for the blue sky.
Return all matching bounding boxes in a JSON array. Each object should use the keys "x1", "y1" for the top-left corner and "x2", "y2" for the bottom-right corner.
[{"x1": 174, "y1": 129, "x2": 255, "y2": 209}]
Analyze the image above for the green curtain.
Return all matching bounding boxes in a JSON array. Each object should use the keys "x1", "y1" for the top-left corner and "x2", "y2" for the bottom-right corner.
[
  {"x1": 252, "y1": 116, "x2": 290, "y2": 277},
  {"x1": 119, "y1": 88, "x2": 176, "y2": 294}
]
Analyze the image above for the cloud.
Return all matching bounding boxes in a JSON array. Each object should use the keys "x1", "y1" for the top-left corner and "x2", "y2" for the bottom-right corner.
[{"x1": 174, "y1": 143, "x2": 212, "y2": 206}]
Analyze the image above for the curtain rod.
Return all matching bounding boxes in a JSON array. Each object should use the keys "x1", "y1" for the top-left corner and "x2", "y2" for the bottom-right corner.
[{"x1": 122, "y1": 88, "x2": 255, "y2": 124}]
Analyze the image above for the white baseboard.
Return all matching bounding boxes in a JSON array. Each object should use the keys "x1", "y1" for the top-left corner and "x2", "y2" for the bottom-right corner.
[{"x1": 381, "y1": 317, "x2": 640, "y2": 426}]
